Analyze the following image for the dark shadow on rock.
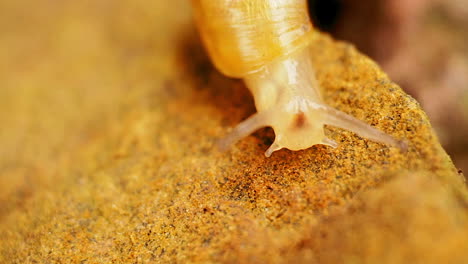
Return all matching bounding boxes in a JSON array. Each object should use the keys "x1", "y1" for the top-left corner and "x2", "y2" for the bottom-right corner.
[
  {"x1": 174, "y1": 26, "x2": 254, "y2": 123},
  {"x1": 174, "y1": 26, "x2": 279, "y2": 149}
]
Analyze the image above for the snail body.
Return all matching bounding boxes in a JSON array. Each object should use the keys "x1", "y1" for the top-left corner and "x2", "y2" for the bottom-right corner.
[{"x1": 192, "y1": 0, "x2": 405, "y2": 157}]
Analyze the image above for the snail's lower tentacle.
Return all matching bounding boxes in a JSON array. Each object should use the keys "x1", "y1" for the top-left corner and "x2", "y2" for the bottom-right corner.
[
  {"x1": 322, "y1": 105, "x2": 407, "y2": 151},
  {"x1": 217, "y1": 110, "x2": 272, "y2": 152}
]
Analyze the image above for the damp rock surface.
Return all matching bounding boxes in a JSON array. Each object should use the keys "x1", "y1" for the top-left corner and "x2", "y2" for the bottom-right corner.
[{"x1": 0, "y1": 1, "x2": 467, "y2": 263}]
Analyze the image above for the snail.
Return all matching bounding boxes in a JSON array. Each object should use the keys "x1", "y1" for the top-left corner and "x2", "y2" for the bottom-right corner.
[{"x1": 191, "y1": 0, "x2": 406, "y2": 157}]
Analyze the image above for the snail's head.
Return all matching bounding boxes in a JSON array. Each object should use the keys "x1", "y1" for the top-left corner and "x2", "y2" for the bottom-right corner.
[
  {"x1": 217, "y1": 96, "x2": 337, "y2": 157},
  {"x1": 216, "y1": 46, "x2": 406, "y2": 157},
  {"x1": 264, "y1": 98, "x2": 337, "y2": 157},
  {"x1": 217, "y1": 94, "x2": 406, "y2": 157}
]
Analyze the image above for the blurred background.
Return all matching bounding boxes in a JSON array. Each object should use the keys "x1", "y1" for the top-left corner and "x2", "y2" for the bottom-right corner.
[{"x1": 309, "y1": 0, "x2": 468, "y2": 174}]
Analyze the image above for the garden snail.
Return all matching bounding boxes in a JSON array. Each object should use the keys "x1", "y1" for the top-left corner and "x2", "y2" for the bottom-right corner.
[{"x1": 192, "y1": 0, "x2": 406, "y2": 157}]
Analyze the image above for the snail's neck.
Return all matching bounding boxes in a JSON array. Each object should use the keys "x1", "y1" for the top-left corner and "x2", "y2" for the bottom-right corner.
[{"x1": 244, "y1": 47, "x2": 323, "y2": 112}]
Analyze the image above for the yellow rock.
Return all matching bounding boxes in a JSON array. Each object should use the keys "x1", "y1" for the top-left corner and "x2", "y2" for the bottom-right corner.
[{"x1": 0, "y1": 1, "x2": 467, "y2": 263}]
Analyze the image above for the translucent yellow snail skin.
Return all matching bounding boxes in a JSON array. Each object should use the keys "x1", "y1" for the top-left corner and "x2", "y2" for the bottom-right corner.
[{"x1": 192, "y1": 0, "x2": 407, "y2": 157}]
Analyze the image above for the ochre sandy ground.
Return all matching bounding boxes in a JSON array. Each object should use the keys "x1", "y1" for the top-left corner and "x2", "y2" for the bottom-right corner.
[{"x1": 1, "y1": 1, "x2": 467, "y2": 263}]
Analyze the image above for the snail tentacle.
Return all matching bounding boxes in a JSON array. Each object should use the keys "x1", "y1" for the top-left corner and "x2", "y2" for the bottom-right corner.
[
  {"x1": 217, "y1": 110, "x2": 272, "y2": 152},
  {"x1": 322, "y1": 105, "x2": 408, "y2": 151}
]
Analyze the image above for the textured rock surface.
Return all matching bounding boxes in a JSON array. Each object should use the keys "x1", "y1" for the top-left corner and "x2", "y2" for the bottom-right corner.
[{"x1": 1, "y1": 1, "x2": 467, "y2": 263}]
